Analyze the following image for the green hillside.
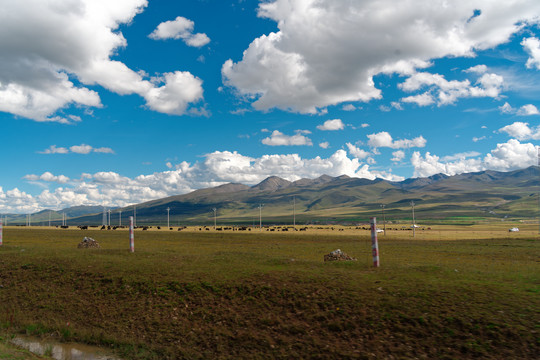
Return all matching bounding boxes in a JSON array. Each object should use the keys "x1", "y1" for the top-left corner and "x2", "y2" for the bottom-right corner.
[{"x1": 5, "y1": 166, "x2": 539, "y2": 226}]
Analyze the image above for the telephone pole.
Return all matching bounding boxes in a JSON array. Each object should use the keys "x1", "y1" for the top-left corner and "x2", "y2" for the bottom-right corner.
[
  {"x1": 410, "y1": 201, "x2": 416, "y2": 237},
  {"x1": 293, "y1": 196, "x2": 296, "y2": 229},
  {"x1": 381, "y1": 204, "x2": 386, "y2": 236}
]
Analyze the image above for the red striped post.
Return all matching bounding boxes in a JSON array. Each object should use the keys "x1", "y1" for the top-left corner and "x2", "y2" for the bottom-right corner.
[
  {"x1": 0, "y1": 219, "x2": 3, "y2": 246},
  {"x1": 370, "y1": 217, "x2": 379, "y2": 267},
  {"x1": 129, "y1": 216, "x2": 134, "y2": 253}
]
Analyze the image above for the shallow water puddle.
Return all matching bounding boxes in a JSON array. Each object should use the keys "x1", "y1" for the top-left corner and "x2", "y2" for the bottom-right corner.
[{"x1": 10, "y1": 336, "x2": 121, "y2": 360}]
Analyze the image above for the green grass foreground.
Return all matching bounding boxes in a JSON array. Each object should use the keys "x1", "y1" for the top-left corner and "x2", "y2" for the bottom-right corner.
[{"x1": 0, "y1": 227, "x2": 538, "y2": 359}]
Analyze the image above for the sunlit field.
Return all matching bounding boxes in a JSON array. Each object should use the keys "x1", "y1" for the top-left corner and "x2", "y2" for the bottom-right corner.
[{"x1": 0, "y1": 224, "x2": 538, "y2": 359}]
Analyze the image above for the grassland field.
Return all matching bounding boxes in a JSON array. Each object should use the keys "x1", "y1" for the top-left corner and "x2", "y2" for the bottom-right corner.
[{"x1": 0, "y1": 224, "x2": 538, "y2": 359}]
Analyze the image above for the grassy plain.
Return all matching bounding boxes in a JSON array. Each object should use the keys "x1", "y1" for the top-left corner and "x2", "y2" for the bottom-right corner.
[{"x1": 0, "y1": 225, "x2": 538, "y2": 359}]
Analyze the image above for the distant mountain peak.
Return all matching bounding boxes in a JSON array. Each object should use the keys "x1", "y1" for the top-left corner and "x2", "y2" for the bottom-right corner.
[
  {"x1": 251, "y1": 176, "x2": 292, "y2": 192},
  {"x1": 317, "y1": 174, "x2": 334, "y2": 182}
]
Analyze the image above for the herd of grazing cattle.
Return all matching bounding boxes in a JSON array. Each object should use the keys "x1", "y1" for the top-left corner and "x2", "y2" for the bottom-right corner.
[{"x1": 60, "y1": 224, "x2": 430, "y2": 232}]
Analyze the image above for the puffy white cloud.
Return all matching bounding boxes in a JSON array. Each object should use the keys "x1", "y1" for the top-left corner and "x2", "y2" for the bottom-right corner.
[
  {"x1": 222, "y1": 0, "x2": 540, "y2": 113},
  {"x1": 401, "y1": 93, "x2": 435, "y2": 106},
  {"x1": 342, "y1": 104, "x2": 356, "y2": 111},
  {"x1": 38, "y1": 144, "x2": 114, "y2": 155},
  {"x1": 70, "y1": 144, "x2": 93, "y2": 154},
  {"x1": 149, "y1": 16, "x2": 210, "y2": 47},
  {"x1": 319, "y1": 141, "x2": 329, "y2": 149},
  {"x1": 517, "y1": 104, "x2": 539, "y2": 116},
  {"x1": 317, "y1": 119, "x2": 344, "y2": 131},
  {"x1": 522, "y1": 37, "x2": 540, "y2": 70},
  {"x1": 411, "y1": 140, "x2": 538, "y2": 177},
  {"x1": 346, "y1": 143, "x2": 370, "y2": 159},
  {"x1": 391, "y1": 150, "x2": 405, "y2": 163},
  {"x1": 24, "y1": 172, "x2": 70, "y2": 184},
  {"x1": 499, "y1": 102, "x2": 514, "y2": 114},
  {"x1": 464, "y1": 64, "x2": 488, "y2": 74},
  {"x1": 399, "y1": 71, "x2": 504, "y2": 106},
  {"x1": 0, "y1": 0, "x2": 203, "y2": 122},
  {"x1": 144, "y1": 71, "x2": 204, "y2": 115},
  {"x1": 499, "y1": 122, "x2": 540, "y2": 140},
  {"x1": 2, "y1": 149, "x2": 408, "y2": 213},
  {"x1": 262, "y1": 130, "x2": 313, "y2": 146},
  {"x1": 367, "y1": 132, "x2": 427, "y2": 149},
  {"x1": 498, "y1": 102, "x2": 539, "y2": 116},
  {"x1": 360, "y1": 123, "x2": 370, "y2": 128}
]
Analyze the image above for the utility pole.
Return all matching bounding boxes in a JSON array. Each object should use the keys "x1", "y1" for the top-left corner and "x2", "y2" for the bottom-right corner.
[
  {"x1": 411, "y1": 201, "x2": 416, "y2": 237},
  {"x1": 381, "y1": 204, "x2": 386, "y2": 236},
  {"x1": 48, "y1": 211, "x2": 51, "y2": 227},
  {"x1": 167, "y1": 207, "x2": 170, "y2": 228},
  {"x1": 119, "y1": 210, "x2": 122, "y2": 227},
  {"x1": 107, "y1": 209, "x2": 111, "y2": 226},
  {"x1": 293, "y1": 196, "x2": 296, "y2": 229},
  {"x1": 259, "y1": 204, "x2": 263, "y2": 230},
  {"x1": 212, "y1": 208, "x2": 216, "y2": 229}
]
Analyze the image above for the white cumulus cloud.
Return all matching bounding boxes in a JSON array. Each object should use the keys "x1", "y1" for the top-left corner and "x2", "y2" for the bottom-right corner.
[
  {"x1": 391, "y1": 150, "x2": 405, "y2": 163},
  {"x1": 411, "y1": 140, "x2": 538, "y2": 177},
  {"x1": 149, "y1": 16, "x2": 210, "y2": 47},
  {"x1": 499, "y1": 122, "x2": 540, "y2": 140},
  {"x1": 401, "y1": 93, "x2": 435, "y2": 107},
  {"x1": 262, "y1": 130, "x2": 313, "y2": 146},
  {"x1": 38, "y1": 144, "x2": 114, "y2": 155},
  {"x1": 498, "y1": 102, "x2": 539, "y2": 116},
  {"x1": 367, "y1": 132, "x2": 427, "y2": 149},
  {"x1": 24, "y1": 172, "x2": 70, "y2": 184},
  {"x1": 522, "y1": 37, "x2": 540, "y2": 70},
  {"x1": 0, "y1": 0, "x2": 204, "y2": 123},
  {"x1": 317, "y1": 119, "x2": 344, "y2": 131},
  {"x1": 399, "y1": 71, "x2": 504, "y2": 106},
  {"x1": 222, "y1": 0, "x2": 540, "y2": 113},
  {"x1": 464, "y1": 64, "x2": 488, "y2": 74},
  {"x1": 346, "y1": 143, "x2": 370, "y2": 159}
]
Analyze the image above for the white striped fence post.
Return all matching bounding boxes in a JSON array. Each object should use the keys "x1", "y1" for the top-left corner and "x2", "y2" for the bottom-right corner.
[
  {"x1": 370, "y1": 217, "x2": 380, "y2": 267},
  {"x1": 129, "y1": 216, "x2": 134, "y2": 253},
  {"x1": 0, "y1": 219, "x2": 3, "y2": 246}
]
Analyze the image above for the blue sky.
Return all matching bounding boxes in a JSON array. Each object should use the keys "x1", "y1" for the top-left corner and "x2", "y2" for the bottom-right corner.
[{"x1": 1, "y1": 0, "x2": 540, "y2": 214}]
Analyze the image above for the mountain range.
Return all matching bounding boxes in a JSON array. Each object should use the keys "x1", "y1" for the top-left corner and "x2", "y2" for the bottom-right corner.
[{"x1": 4, "y1": 166, "x2": 539, "y2": 226}]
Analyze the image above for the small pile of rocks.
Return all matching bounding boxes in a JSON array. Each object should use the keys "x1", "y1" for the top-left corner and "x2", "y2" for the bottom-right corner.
[
  {"x1": 77, "y1": 237, "x2": 100, "y2": 249},
  {"x1": 324, "y1": 249, "x2": 356, "y2": 262}
]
